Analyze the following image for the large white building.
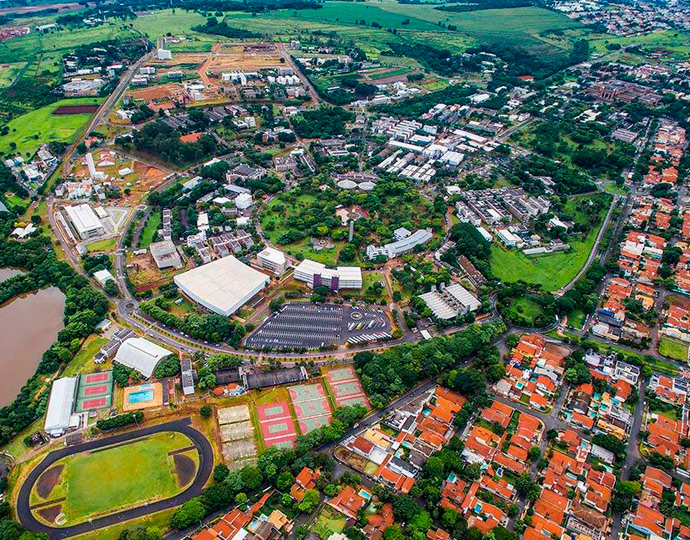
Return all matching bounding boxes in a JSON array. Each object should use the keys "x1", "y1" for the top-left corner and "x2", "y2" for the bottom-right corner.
[
  {"x1": 64, "y1": 204, "x2": 105, "y2": 239},
  {"x1": 257, "y1": 247, "x2": 287, "y2": 276},
  {"x1": 174, "y1": 256, "x2": 269, "y2": 316},
  {"x1": 293, "y1": 259, "x2": 362, "y2": 290},
  {"x1": 366, "y1": 228, "x2": 433, "y2": 260},
  {"x1": 44, "y1": 377, "x2": 78, "y2": 437},
  {"x1": 418, "y1": 283, "x2": 481, "y2": 320},
  {"x1": 114, "y1": 337, "x2": 173, "y2": 378},
  {"x1": 149, "y1": 240, "x2": 182, "y2": 269}
]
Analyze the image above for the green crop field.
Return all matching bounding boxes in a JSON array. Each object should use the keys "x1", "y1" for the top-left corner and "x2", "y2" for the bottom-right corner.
[
  {"x1": 31, "y1": 431, "x2": 197, "y2": 526},
  {"x1": 0, "y1": 62, "x2": 26, "y2": 88},
  {"x1": 0, "y1": 97, "x2": 101, "y2": 157},
  {"x1": 131, "y1": 9, "x2": 209, "y2": 39},
  {"x1": 0, "y1": 23, "x2": 139, "y2": 64}
]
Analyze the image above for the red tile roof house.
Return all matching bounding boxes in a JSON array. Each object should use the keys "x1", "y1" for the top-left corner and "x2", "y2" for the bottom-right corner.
[
  {"x1": 328, "y1": 485, "x2": 367, "y2": 519},
  {"x1": 290, "y1": 467, "x2": 320, "y2": 502}
]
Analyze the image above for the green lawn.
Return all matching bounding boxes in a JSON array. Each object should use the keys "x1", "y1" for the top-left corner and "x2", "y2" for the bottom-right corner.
[
  {"x1": 31, "y1": 431, "x2": 196, "y2": 526},
  {"x1": 588, "y1": 30, "x2": 690, "y2": 58},
  {"x1": 491, "y1": 195, "x2": 610, "y2": 290},
  {"x1": 61, "y1": 336, "x2": 108, "y2": 378},
  {"x1": 506, "y1": 297, "x2": 543, "y2": 326},
  {"x1": 313, "y1": 506, "x2": 347, "y2": 540},
  {"x1": 86, "y1": 237, "x2": 117, "y2": 253},
  {"x1": 139, "y1": 211, "x2": 162, "y2": 249},
  {"x1": 567, "y1": 308, "x2": 586, "y2": 330},
  {"x1": 659, "y1": 338, "x2": 688, "y2": 363},
  {"x1": 0, "y1": 97, "x2": 101, "y2": 157},
  {"x1": 131, "y1": 9, "x2": 209, "y2": 39}
]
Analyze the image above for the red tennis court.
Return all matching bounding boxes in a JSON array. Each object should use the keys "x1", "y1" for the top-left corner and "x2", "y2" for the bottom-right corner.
[
  {"x1": 80, "y1": 397, "x2": 107, "y2": 410},
  {"x1": 260, "y1": 418, "x2": 298, "y2": 448},
  {"x1": 83, "y1": 384, "x2": 109, "y2": 396},
  {"x1": 84, "y1": 373, "x2": 110, "y2": 384},
  {"x1": 257, "y1": 402, "x2": 291, "y2": 422}
]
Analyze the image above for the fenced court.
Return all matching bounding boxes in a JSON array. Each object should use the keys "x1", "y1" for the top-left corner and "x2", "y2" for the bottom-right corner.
[
  {"x1": 217, "y1": 405, "x2": 257, "y2": 470},
  {"x1": 256, "y1": 402, "x2": 298, "y2": 448},
  {"x1": 325, "y1": 366, "x2": 370, "y2": 409},
  {"x1": 74, "y1": 371, "x2": 113, "y2": 413},
  {"x1": 289, "y1": 383, "x2": 332, "y2": 434}
]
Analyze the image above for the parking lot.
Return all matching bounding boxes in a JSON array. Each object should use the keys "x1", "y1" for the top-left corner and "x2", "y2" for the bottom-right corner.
[{"x1": 244, "y1": 302, "x2": 392, "y2": 350}]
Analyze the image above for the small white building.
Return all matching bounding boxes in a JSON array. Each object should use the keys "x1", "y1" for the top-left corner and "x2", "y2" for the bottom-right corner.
[
  {"x1": 497, "y1": 229, "x2": 520, "y2": 248},
  {"x1": 93, "y1": 269, "x2": 116, "y2": 287},
  {"x1": 235, "y1": 192, "x2": 253, "y2": 210},
  {"x1": 257, "y1": 247, "x2": 287, "y2": 276},
  {"x1": 157, "y1": 48, "x2": 172, "y2": 60}
]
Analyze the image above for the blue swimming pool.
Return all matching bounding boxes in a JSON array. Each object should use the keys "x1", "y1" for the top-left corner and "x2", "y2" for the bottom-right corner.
[{"x1": 129, "y1": 390, "x2": 154, "y2": 403}]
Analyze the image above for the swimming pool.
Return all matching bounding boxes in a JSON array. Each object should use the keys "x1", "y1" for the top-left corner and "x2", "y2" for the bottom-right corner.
[{"x1": 128, "y1": 390, "x2": 154, "y2": 403}]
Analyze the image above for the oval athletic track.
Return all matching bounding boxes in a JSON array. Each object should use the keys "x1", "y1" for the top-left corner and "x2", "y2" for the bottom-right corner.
[{"x1": 17, "y1": 418, "x2": 213, "y2": 539}]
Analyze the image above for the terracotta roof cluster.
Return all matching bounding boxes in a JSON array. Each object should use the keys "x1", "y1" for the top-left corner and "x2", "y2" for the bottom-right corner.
[
  {"x1": 192, "y1": 492, "x2": 292, "y2": 540},
  {"x1": 290, "y1": 467, "x2": 320, "y2": 502},
  {"x1": 494, "y1": 334, "x2": 567, "y2": 411},
  {"x1": 645, "y1": 122, "x2": 685, "y2": 186},
  {"x1": 328, "y1": 485, "x2": 368, "y2": 519}
]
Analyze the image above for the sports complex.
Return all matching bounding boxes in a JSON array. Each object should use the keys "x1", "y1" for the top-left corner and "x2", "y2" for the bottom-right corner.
[
  {"x1": 74, "y1": 371, "x2": 113, "y2": 412},
  {"x1": 17, "y1": 419, "x2": 213, "y2": 539}
]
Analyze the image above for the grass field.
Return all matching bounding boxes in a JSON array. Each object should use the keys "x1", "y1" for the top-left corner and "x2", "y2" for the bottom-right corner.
[
  {"x1": 139, "y1": 211, "x2": 161, "y2": 249},
  {"x1": 506, "y1": 297, "x2": 543, "y2": 326},
  {"x1": 0, "y1": 62, "x2": 26, "y2": 88},
  {"x1": 31, "y1": 431, "x2": 196, "y2": 526},
  {"x1": 312, "y1": 506, "x2": 347, "y2": 539},
  {"x1": 86, "y1": 237, "x2": 117, "y2": 253},
  {"x1": 491, "y1": 195, "x2": 610, "y2": 290},
  {"x1": 131, "y1": 9, "x2": 208, "y2": 39},
  {"x1": 659, "y1": 338, "x2": 688, "y2": 363},
  {"x1": 0, "y1": 97, "x2": 101, "y2": 157},
  {"x1": 61, "y1": 336, "x2": 108, "y2": 378},
  {"x1": 588, "y1": 30, "x2": 690, "y2": 57}
]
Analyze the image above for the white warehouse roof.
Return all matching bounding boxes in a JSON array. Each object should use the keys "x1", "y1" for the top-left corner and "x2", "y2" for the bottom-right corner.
[
  {"x1": 44, "y1": 377, "x2": 77, "y2": 435},
  {"x1": 174, "y1": 256, "x2": 269, "y2": 317},
  {"x1": 115, "y1": 337, "x2": 172, "y2": 378},
  {"x1": 65, "y1": 204, "x2": 103, "y2": 237}
]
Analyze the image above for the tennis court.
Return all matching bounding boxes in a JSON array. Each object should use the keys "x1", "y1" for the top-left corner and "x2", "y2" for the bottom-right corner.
[
  {"x1": 75, "y1": 371, "x2": 113, "y2": 413},
  {"x1": 325, "y1": 366, "x2": 370, "y2": 409},
  {"x1": 289, "y1": 383, "x2": 332, "y2": 434},
  {"x1": 256, "y1": 402, "x2": 298, "y2": 448}
]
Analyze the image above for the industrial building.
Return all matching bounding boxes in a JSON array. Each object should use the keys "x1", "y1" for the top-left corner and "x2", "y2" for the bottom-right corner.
[
  {"x1": 418, "y1": 283, "x2": 481, "y2": 320},
  {"x1": 293, "y1": 259, "x2": 362, "y2": 290},
  {"x1": 257, "y1": 247, "x2": 288, "y2": 276},
  {"x1": 149, "y1": 240, "x2": 182, "y2": 269},
  {"x1": 174, "y1": 256, "x2": 270, "y2": 317},
  {"x1": 44, "y1": 377, "x2": 78, "y2": 437},
  {"x1": 93, "y1": 269, "x2": 116, "y2": 287},
  {"x1": 366, "y1": 228, "x2": 433, "y2": 260},
  {"x1": 64, "y1": 204, "x2": 105, "y2": 240},
  {"x1": 114, "y1": 337, "x2": 173, "y2": 379}
]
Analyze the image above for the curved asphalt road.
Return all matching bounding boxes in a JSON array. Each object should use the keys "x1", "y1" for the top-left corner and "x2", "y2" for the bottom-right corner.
[{"x1": 17, "y1": 418, "x2": 213, "y2": 539}]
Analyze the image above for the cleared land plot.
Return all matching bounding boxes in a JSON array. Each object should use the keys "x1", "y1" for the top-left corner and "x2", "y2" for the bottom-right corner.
[
  {"x1": 0, "y1": 98, "x2": 100, "y2": 156},
  {"x1": 325, "y1": 366, "x2": 370, "y2": 409},
  {"x1": 289, "y1": 383, "x2": 332, "y2": 434},
  {"x1": 30, "y1": 432, "x2": 196, "y2": 526},
  {"x1": 256, "y1": 402, "x2": 298, "y2": 448}
]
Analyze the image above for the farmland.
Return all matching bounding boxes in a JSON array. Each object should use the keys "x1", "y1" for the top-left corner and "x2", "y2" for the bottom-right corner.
[{"x1": 0, "y1": 97, "x2": 101, "y2": 157}]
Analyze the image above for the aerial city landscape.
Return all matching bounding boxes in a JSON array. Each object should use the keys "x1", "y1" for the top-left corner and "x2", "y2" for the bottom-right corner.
[{"x1": 0, "y1": 0, "x2": 689, "y2": 539}]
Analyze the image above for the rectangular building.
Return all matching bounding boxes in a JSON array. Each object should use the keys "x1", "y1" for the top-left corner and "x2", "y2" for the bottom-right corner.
[
  {"x1": 293, "y1": 259, "x2": 362, "y2": 290},
  {"x1": 149, "y1": 240, "x2": 182, "y2": 269},
  {"x1": 257, "y1": 247, "x2": 287, "y2": 276},
  {"x1": 64, "y1": 204, "x2": 105, "y2": 239}
]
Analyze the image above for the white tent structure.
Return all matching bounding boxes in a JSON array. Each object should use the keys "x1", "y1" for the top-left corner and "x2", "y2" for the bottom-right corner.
[
  {"x1": 114, "y1": 337, "x2": 173, "y2": 378},
  {"x1": 44, "y1": 377, "x2": 77, "y2": 437}
]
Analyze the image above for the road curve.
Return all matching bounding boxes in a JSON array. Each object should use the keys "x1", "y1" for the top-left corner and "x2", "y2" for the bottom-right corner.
[{"x1": 17, "y1": 418, "x2": 213, "y2": 539}]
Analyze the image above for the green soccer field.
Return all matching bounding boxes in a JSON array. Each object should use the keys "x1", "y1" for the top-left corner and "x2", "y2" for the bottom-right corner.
[{"x1": 31, "y1": 431, "x2": 197, "y2": 526}]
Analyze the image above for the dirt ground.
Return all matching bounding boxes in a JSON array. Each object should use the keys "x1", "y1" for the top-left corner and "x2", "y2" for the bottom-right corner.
[
  {"x1": 35, "y1": 465, "x2": 63, "y2": 499},
  {"x1": 172, "y1": 453, "x2": 195, "y2": 487},
  {"x1": 128, "y1": 82, "x2": 185, "y2": 102}
]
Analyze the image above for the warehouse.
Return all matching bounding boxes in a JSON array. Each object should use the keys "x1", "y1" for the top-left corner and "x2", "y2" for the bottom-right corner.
[
  {"x1": 418, "y1": 283, "x2": 481, "y2": 320},
  {"x1": 44, "y1": 377, "x2": 78, "y2": 437},
  {"x1": 114, "y1": 337, "x2": 173, "y2": 378},
  {"x1": 174, "y1": 256, "x2": 269, "y2": 316},
  {"x1": 149, "y1": 240, "x2": 182, "y2": 269},
  {"x1": 64, "y1": 204, "x2": 105, "y2": 240},
  {"x1": 293, "y1": 259, "x2": 362, "y2": 289}
]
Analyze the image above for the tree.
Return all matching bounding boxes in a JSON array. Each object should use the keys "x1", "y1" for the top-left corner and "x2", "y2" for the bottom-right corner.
[
  {"x1": 118, "y1": 527, "x2": 162, "y2": 540},
  {"x1": 241, "y1": 466, "x2": 263, "y2": 490},
  {"x1": 528, "y1": 446, "x2": 541, "y2": 461},
  {"x1": 276, "y1": 471, "x2": 294, "y2": 491},
  {"x1": 200, "y1": 405, "x2": 212, "y2": 418},
  {"x1": 214, "y1": 464, "x2": 229, "y2": 483},
  {"x1": 171, "y1": 498, "x2": 207, "y2": 529},
  {"x1": 234, "y1": 492, "x2": 248, "y2": 505},
  {"x1": 297, "y1": 489, "x2": 320, "y2": 513}
]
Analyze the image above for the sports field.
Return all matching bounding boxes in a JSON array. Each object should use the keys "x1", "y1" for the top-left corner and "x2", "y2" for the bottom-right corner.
[
  {"x1": 0, "y1": 97, "x2": 101, "y2": 156},
  {"x1": 74, "y1": 371, "x2": 113, "y2": 412},
  {"x1": 325, "y1": 366, "x2": 370, "y2": 409},
  {"x1": 289, "y1": 383, "x2": 332, "y2": 434},
  {"x1": 30, "y1": 431, "x2": 198, "y2": 526},
  {"x1": 256, "y1": 402, "x2": 298, "y2": 448}
]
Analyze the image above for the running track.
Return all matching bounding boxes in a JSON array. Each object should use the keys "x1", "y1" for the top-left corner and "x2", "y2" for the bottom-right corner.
[{"x1": 16, "y1": 418, "x2": 214, "y2": 539}]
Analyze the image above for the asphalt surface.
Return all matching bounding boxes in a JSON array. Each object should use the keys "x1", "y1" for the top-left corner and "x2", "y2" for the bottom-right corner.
[{"x1": 17, "y1": 418, "x2": 213, "y2": 540}]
